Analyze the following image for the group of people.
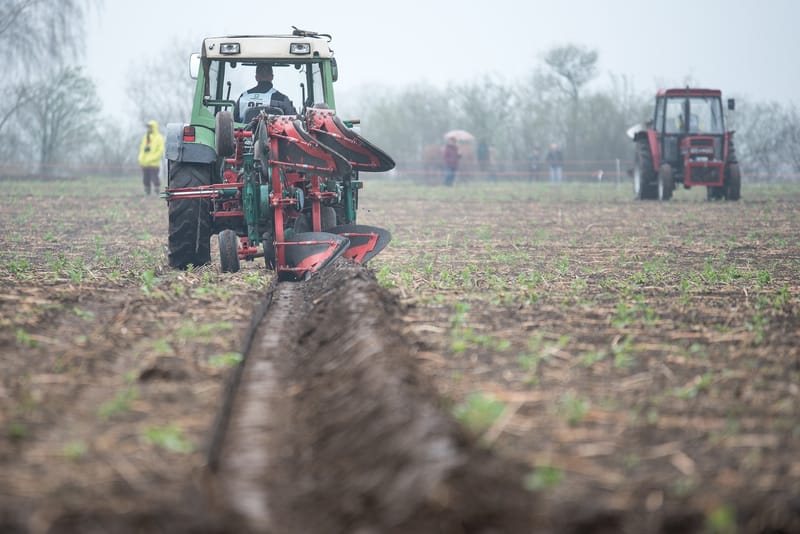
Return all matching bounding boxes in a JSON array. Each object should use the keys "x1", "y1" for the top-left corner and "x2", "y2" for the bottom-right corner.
[
  {"x1": 441, "y1": 138, "x2": 565, "y2": 186},
  {"x1": 528, "y1": 143, "x2": 564, "y2": 183},
  {"x1": 141, "y1": 64, "x2": 570, "y2": 192},
  {"x1": 138, "y1": 63, "x2": 296, "y2": 196}
]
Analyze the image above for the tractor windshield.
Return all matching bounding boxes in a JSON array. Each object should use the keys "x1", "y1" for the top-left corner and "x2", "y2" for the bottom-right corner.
[
  {"x1": 687, "y1": 97, "x2": 724, "y2": 134},
  {"x1": 663, "y1": 96, "x2": 724, "y2": 135},
  {"x1": 204, "y1": 60, "x2": 329, "y2": 120}
]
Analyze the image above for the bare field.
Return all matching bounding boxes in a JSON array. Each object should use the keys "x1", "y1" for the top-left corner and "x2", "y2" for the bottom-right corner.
[{"x1": 1, "y1": 176, "x2": 799, "y2": 532}]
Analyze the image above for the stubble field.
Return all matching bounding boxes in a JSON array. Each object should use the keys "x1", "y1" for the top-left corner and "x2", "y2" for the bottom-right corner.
[{"x1": 1, "y1": 176, "x2": 798, "y2": 532}]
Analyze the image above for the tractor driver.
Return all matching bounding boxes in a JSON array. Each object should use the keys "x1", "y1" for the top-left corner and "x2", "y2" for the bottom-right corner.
[{"x1": 234, "y1": 63, "x2": 297, "y2": 122}]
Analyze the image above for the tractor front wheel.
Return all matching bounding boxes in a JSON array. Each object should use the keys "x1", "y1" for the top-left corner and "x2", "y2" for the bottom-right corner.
[
  {"x1": 218, "y1": 229, "x2": 240, "y2": 273},
  {"x1": 707, "y1": 186, "x2": 725, "y2": 201},
  {"x1": 658, "y1": 164, "x2": 673, "y2": 201},
  {"x1": 725, "y1": 163, "x2": 741, "y2": 201},
  {"x1": 168, "y1": 163, "x2": 212, "y2": 269},
  {"x1": 215, "y1": 111, "x2": 235, "y2": 158}
]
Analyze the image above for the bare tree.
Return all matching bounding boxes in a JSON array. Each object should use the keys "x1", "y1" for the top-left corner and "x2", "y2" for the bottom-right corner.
[
  {"x1": 450, "y1": 77, "x2": 515, "y2": 169},
  {"x1": 0, "y1": 0, "x2": 98, "y2": 170},
  {"x1": 0, "y1": 0, "x2": 92, "y2": 74},
  {"x1": 781, "y1": 104, "x2": 800, "y2": 177},
  {"x1": 17, "y1": 67, "x2": 101, "y2": 175},
  {"x1": 124, "y1": 36, "x2": 197, "y2": 127},
  {"x1": 542, "y1": 44, "x2": 599, "y2": 159}
]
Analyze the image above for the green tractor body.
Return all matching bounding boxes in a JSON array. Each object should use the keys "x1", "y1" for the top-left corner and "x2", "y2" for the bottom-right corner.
[{"x1": 163, "y1": 29, "x2": 394, "y2": 279}]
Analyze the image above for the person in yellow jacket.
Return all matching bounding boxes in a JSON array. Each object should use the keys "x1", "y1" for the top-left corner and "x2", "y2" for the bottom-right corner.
[{"x1": 138, "y1": 120, "x2": 165, "y2": 195}]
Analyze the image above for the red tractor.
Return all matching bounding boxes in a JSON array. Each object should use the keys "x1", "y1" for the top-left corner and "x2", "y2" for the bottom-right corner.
[{"x1": 630, "y1": 88, "x2": 741, "y2": 201}]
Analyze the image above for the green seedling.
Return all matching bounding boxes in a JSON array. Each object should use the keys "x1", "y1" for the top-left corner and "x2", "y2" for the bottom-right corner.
[
  {"x1": 453, "y1": 392, "x2": 506, "y2": 435},
  {"x1": 16, "y1": 328, "x2": 37, "y2": 348},
  {"x1": 524, "y1": 466, "x2": 564, "y2": 491},
  {"x1": 558, "y1": 393, "x2": 590, "y2": 426},
  {"x1": 143, "y1": 425, "x2": 193, "y2": 454},
  {"x1": 62, "y1": 440, "x2": 88, "y2": 461},
  {"x1": 209, "y1": 352, "x2": 243, "y2": 368},
  {"x1": 98, "y1": 387, "x2": 138, "y2": 419}
]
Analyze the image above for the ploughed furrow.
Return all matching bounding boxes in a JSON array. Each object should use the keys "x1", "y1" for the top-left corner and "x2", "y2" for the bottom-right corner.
[{"x1": 211, "y1": 259, "x2": 538, "y2": 534}]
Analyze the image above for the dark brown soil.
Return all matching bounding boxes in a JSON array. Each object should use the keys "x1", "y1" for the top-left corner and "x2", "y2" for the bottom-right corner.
[
  {"x1": 214, "y1": 260, "x2": 537, "y2": 533},
  {"x1": 1, "y1": 179, "x2": 799, "y2": 533}
]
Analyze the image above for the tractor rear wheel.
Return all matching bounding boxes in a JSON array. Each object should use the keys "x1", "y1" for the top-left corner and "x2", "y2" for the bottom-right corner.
[
  {"x1": 293, "y1": 214, "x2": 311, "y2": 234},
  {"x1": 215, "y1": 111, "x2": 235, "y2": 158},
  {"x1": 657, "y1": 164, "x2": 673, "y2": 201},
  {"x1": 321, "y1": 206, "x2": 338, "y2": 230},
  {"x1": 725, "y1": 164, "x2": 741, "y2": 201},
  {"x1": 218, "y1": 229, "x2": 240, "y2": 273},
  {"x1": 168, "y1": 163, "x2": 212, "y2": 269},
  {"x1": 633, "y1": 140, "x2": 657, "y2": 200}
]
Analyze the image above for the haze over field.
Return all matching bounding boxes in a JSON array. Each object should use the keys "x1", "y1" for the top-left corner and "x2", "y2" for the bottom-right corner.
[{"x1": 86, "y1": 0, "x2": 798, "y2": 118}]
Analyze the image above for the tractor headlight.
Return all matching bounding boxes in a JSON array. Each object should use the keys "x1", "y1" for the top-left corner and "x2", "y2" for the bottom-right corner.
[
  {"x1": 219, "y1": 42, "x2": 240, "y2": 55},
  {"x1": 290, "y1": 42, "x2": 311, "y2": 55}
]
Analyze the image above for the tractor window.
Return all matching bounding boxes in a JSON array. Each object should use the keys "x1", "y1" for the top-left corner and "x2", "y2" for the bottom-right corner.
[
  {"x1": 310, "y1": 63, "x2": 325, "y2": 107},
  {"x1": 687, "y1": 97, "x2": 724, "y2": 134},
  {"x1": 204, "y1": 60, "x2": 328, "y2": 120},
  {"x1": 654, "y1": 97, "x2": 665, "y2": 132},
  {"x1": 664, "y1": 99, "x2": 684, "y2": 133}
]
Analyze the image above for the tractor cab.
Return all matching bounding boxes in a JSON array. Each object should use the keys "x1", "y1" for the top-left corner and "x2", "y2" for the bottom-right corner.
[
  {"x1": 190, "y1": 34, "x2": 339, "y2": 128},
  {"x1": 654, "y1": 89, "x2": 729, "y2": 187},
  {"x1": 630, "y1": 87, "x2": 740, "y2": 201}
]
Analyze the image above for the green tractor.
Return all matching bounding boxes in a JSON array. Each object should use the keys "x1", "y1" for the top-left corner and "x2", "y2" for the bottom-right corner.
[{"x1": 163, "y1": 28, "x2": 394, "y2": 280}]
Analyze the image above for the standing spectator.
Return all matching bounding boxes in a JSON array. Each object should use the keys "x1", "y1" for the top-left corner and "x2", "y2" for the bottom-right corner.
[
  {"x1": 477, "y1": 138, "x2": 494, "y2": 181},
  {"x1": 138, "y1": 120, "x2": 165, "y2": 195},
  {"x1": 528, "y1": 146, "x2": 541, "y2": 182},
  {"x1": 443, "y1": 137, "x2": 461, "y2": 186},
  {"x1": 546, "y1": 143, "x2": 563, "y2": 184}
]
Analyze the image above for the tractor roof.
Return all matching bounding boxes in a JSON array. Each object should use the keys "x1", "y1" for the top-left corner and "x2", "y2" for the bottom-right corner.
[
  {"x1": 202, "y1": 34, "x2": 334, "y2": 60},
  {"x1": 658, "y1": 88, "x2": 722, "y2": 98}
]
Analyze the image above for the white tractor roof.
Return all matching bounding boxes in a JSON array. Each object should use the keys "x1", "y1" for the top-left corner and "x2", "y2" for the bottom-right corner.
[{"x1": 203, "y1": 35, "x2": 334, "y2": 60}]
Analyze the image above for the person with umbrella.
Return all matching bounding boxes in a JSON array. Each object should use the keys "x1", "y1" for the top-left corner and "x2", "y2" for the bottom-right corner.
[{"x1": 443, "y1": 136, "x2": 461, "y2": 186}]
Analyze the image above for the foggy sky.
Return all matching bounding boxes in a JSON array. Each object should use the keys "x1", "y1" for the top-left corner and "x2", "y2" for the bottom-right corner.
[{"x1": 84, "y1": 0, "x2": 798, "y2": 118}]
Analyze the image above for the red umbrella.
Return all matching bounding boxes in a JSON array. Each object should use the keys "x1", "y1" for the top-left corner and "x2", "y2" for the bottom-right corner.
[{"x1": 443, "y1": 129, "x2": 475, "y2": 143}]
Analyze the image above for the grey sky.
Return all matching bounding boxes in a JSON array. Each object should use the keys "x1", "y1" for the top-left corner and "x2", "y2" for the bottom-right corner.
[{"x1": 85, "y1": 0, "x2": 798, "y2": 116}]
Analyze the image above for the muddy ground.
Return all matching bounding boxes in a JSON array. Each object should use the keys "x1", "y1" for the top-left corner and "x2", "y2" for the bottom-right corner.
[{"x1": 0, "y1": 177, "x2": 799, "y2": 533}]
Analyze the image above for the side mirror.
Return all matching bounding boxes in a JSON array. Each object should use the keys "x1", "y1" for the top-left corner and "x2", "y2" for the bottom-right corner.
[
  {"x1": 727, "y1": 98, "x2": 735, "y2": 111},
  {"x1": 330, "y1": 58, "x2": 338, "y2": 83},
  {"x1": 189, "y1": 53, "x2": 200, "y2": 80}
]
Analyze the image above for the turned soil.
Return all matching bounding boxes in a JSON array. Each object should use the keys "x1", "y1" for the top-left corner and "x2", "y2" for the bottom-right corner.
[{"x1": 0, "y1": 178, "x2": 799, "y2": 533}]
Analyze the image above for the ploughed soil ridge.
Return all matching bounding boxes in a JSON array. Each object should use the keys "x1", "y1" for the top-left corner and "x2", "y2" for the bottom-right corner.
[{"x1": 212, "y1": 258, "x2": 538, "y2": 533}]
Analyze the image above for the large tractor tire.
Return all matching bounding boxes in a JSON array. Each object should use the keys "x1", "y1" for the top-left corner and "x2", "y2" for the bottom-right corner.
[
  {"x1": 168, "y1": 163, "x2": 212, "y2": 269},
  {"x1": 321, "y1": 206, "x2": 338, "y2": 230},
  {"x1": 657, "y1": 164, "x2": 674, "y2": 201},
  {"x1": 633, "y1": 140, "x2": 657, "y2": 200},
  {"x1": 724, "y1": 139, "x2": 741, "y2": 201}
]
